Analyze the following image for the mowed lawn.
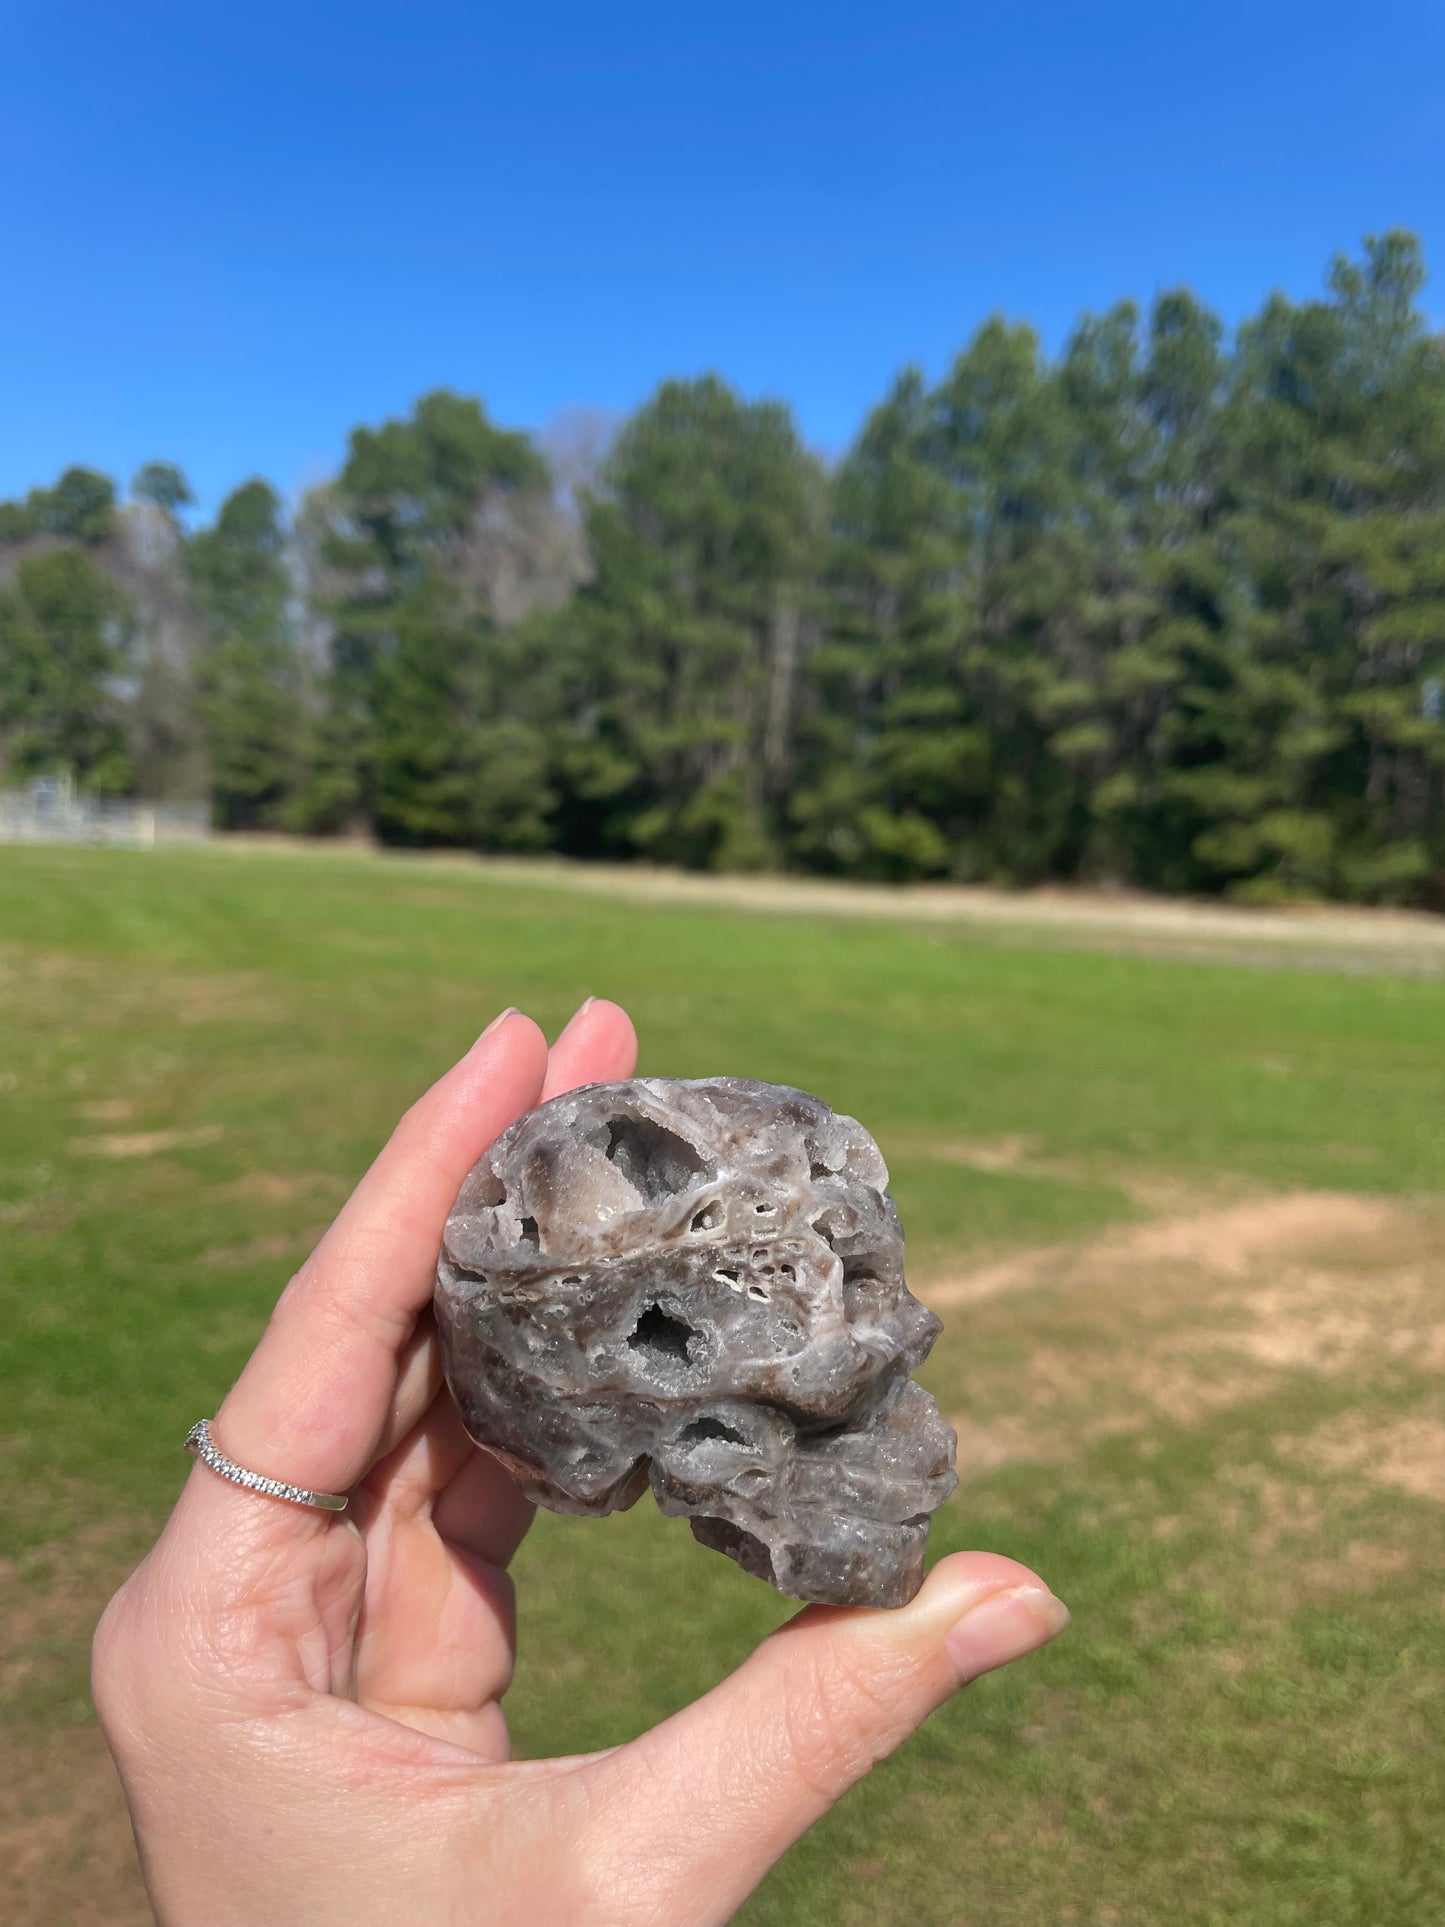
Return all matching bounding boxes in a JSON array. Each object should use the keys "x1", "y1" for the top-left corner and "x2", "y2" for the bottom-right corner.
[{"x1": 2, "y1": 843, "x2": 1443, "y2": 1927}]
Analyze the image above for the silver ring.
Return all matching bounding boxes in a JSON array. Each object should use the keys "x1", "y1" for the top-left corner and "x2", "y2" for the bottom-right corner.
[{"x1": 184, "y1": 1418, "x2": 349, "y2": 1512}]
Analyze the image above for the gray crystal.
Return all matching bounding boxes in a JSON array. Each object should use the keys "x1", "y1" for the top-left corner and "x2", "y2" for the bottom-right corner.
[{"x1": 435, "y1": 1077, "x2": 957, "y2": 1607}]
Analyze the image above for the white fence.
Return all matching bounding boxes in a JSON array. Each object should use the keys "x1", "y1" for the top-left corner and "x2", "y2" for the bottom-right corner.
[{"x1": 0, "y1": 780, "x2": 210, "y2": 848}]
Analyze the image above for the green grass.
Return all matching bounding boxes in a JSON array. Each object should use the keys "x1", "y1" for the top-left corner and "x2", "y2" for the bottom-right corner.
[{"x1": 2, "y1": 842, "x2": 1443, "y2": 1925}]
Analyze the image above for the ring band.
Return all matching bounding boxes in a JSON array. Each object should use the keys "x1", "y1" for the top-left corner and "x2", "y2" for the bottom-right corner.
[{"x1": 184, "y1": 1418, "x2": 349, "y2": 1513}]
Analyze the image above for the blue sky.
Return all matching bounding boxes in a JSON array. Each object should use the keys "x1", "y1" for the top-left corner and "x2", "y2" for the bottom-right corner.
[{"x1": 3, "y1": 0, "x2": 1443, "y2": 514}]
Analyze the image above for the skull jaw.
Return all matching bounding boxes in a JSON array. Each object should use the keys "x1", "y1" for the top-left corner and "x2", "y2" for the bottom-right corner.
[
  {"x1": 649, "y1": 1385, "x2": 959, "y2": 1609},
  {"x1": 458, "y1": 1426, "x2": 948, "y2": 1607},
  {"x1": 442, "y1": 1310, "x2": 960, "y2": 1605},
  {"x1": 680, "y1": 1497, "x2": 934, "y2": 1610}
]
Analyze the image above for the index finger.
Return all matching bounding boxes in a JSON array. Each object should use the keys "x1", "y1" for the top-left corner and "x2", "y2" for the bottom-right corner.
[{"x1": 206, "y1": 1009, "x2": 550, "y2": 1505}]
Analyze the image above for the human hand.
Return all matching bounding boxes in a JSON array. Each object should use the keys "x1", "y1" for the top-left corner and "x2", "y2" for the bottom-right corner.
[{"x1": 93, "y1": 1002, "x2": 1069, "y2": 1927}]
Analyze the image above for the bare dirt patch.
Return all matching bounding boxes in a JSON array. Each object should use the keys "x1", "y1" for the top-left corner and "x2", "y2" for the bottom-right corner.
[
  {"x1": 2, "y1": 947, "x2": 280, "y2": 1030},
  {"x1": 210, "y1": 841, "x2": 1445, "y2": 975},
  {"x1": 915, "y1": 1135, "x2": 1249, "y2": 1215},
  {"x1": 925, "y1": 1133, "x2": 1036, "y2": 1173},
  {"x1": 1126, "y1": 1191, "x2": 1402, "y2": 1276},
  {"x1": 1, "y1": 1522, "x2": 155, "y2": 1925},
  {"x1": 927, "y1": 1190, "x2": 1409, "y2": 1308},
  {"x1": 928, "y1": 1191, "x2": 1445, "y2": 1474},
  {"x1": 480, "y1": 856, "x2": 1445, "y2": 975},
  {"x1": 71, "y1": 1124, "x2": 224, "y2": 1159},
  {"x1": 73, "y1": 1098, "x2": 137, "y2": 1123},
  {"x1": 1284, "y1": 1409, "x2": 1445, "y2": 1504},
  {"x1": 0, "y1": 1194, "x2": 73, "y2": 1234},
  {"x1": 0, "y1": 1520, "x2": 148, "y2": 1708},
  {"x1": 214, "y1": 1170, "x2": 347, "y2": 1205},
  {"x1": 199, "y1": 1226, "x2": 326, "y2": 1269},
  {"x1": 1163, "y1": 1462, "x2": 1432, "y2": 1624},
  {"x1": 0, "y1": 1726, "x2": 150, "y2": 1927}
]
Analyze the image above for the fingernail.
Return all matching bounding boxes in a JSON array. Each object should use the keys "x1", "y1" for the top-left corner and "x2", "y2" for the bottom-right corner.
[
  {"x1": 944, "y1": 1584, "x2": 1070, "y2": 1682},
  {"x1": 558, "y1": 996, "x2": 596, "y2": 1037},
  {"x1": 477, "y1": 1007, "x2": 519, "y2": 1043}
]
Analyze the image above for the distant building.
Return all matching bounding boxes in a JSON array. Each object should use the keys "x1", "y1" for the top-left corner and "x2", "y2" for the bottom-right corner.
[{"x1": 0, "y1": 775, "x2": 210, "y2": 847}]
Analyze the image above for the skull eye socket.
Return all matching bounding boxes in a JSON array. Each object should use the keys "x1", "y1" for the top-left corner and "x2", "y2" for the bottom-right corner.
[
  {"x1": 841, "y1": 1254, "x2": 894, "y2": 1319},
  {"x1": 628, "y1": 1302, "x2": 697, "y2": 1366},
  {"x1": 598, "y1": 1113, "x2": 707, "y2": 1200}
]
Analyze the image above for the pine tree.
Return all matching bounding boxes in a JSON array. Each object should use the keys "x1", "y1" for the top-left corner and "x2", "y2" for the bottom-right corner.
[
  {"x1": 185, "y1": 480, "x2": 305, "y2": 830},
  {"x1": 316, "y1": 390, "x2": 561, "y2": 848},
  {"x1": 0, "y1": 547, "x2": 132, "y2": 789},
  {"x1": 564, "y1": 376, "x2": 822, "y2": 869}
]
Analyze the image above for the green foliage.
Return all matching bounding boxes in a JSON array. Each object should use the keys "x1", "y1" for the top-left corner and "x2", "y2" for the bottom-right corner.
[
  {"x1": 555, "y1": 375, "x2": 822, "y2": 868},
  {"x1": 335, "y1": 387, "x2": 545, "y2": 578},
  {"x1": 0, "y1": 546, "x2": 132, "y2": 788},
  {"x1": 184, "y1": 479, "x2": 306, "y2": 830},
  {"x1": 130, "y1": 462, "x2": 195, "y2": 515},
  {"x1": 367, "y1": 582, "x2": 556, "y2": 850},
  {"x1": 0, "y1": 465, "x2": 117, "y2": 545},
  {"x1": 1201, "y1": 233, "x2": 1445, "y2": 901},
  {"x1": 788, "y1": 233, "x2": 1445, "y2": 901},
  {"x1": 316, "y1": 389, "x2": 562, "y2": 848},
  {"x1": 6, "y1": 235, "x2": 1445, "y2": 903}
]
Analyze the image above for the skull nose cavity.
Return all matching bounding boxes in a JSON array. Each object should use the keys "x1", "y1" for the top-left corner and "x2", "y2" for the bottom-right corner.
[
  {"x1": 709, "y1": 1243, "x2": 807, "y2": 1305},
  {"x1": 677, "y1": 1414, "x2": 748, "y2": 1448}
]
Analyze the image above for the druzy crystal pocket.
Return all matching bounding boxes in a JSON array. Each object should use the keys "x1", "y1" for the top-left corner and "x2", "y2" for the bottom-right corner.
[{"x1": 435, "y1": 1077, "x2": 957, "y2": 1607}]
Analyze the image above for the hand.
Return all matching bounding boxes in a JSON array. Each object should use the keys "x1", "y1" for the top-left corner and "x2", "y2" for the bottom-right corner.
[{"x1": 93, "y1": 1001, "x2": 1069, "y2": 1927}]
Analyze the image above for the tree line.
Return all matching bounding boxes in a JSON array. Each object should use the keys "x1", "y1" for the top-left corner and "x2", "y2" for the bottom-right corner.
[{"x1": 3, "y1": 231, "x2": 1443, "y2": 904}]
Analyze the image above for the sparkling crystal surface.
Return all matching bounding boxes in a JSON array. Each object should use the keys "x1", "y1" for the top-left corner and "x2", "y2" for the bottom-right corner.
[{"x1": 435, "y1": 1076, "x2": 958, "y2": 1607}]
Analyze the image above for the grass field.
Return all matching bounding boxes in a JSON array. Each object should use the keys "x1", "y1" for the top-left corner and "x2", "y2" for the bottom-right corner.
[{"x1": 2, "y1": 842, "x2": 1443, "y2": 1926}]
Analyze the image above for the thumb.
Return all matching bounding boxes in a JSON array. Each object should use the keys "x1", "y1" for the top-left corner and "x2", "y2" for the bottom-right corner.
[{"x1": 595, "y1": 1552, "x2": 1068, "y2": 1927}]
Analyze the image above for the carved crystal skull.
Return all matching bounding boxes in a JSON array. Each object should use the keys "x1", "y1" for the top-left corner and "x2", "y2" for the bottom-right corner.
[{"x1": 435, "y1": 1077, "x2": 958, "y2": 1607}]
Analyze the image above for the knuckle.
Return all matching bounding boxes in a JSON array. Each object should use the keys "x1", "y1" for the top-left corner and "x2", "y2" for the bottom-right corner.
[
  {"x1": 271, "y1": 1240, "x2": 406, "y2": 1357},
  {"x1": 90, "y1": 1582, "x2": 140, "y2": 1722},
  {"x1": 317, "y1": 1264, "x2": 409, "y2": 1353},
  {"x1": 784, "y1": 1639, "x2": 923, "y2": 1804},
  {"x1": 273, "y1": 1252, "x2": 320, "y2": 1317}
]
